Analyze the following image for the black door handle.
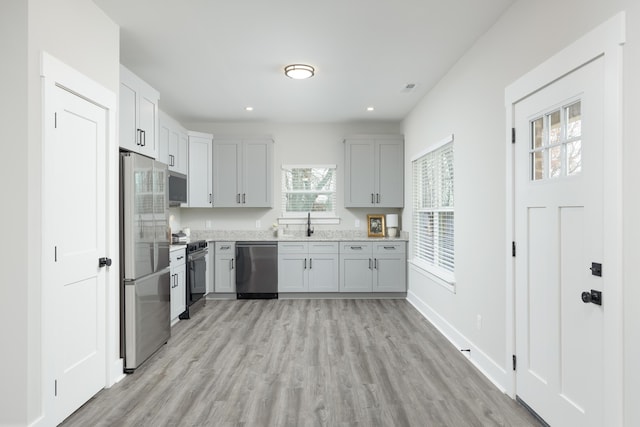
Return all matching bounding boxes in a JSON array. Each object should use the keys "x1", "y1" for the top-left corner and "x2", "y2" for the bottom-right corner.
[
  {"x1": 98, "y1": 257, "x2": 112, "y2": 268},
  {"x1": 581, "y1": 289, "x2": 602, "y2": 305}
]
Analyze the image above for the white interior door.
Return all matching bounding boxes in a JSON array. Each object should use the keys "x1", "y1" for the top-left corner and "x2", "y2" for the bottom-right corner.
[
  {"x1": 51, "y1": 85, "x2": 107, "y2": 421},
  {"x1": 514, "y1": 56, "x2": 604, "y2": 426}
]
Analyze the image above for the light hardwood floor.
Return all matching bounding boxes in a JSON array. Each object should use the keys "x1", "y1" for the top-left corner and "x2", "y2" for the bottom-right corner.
[{"x1": 62, "y1": 299, "x2": 540, "y2": 426}]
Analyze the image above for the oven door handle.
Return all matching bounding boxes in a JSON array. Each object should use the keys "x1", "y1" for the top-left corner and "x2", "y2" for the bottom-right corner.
[{"x1": 188, "y1": 251, "x2": 208, "y2": 261}]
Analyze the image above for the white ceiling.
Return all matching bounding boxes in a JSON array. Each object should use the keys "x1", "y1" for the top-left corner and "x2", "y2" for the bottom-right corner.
[{"x1": 93, "y1": 0, "x2": 514, "y2": 124}]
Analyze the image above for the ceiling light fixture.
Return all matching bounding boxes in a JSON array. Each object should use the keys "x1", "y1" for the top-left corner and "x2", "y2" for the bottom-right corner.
[
  {"x1": 284, "y1": 64, "x2": 315, "y2": 80},
  {"x1": 367, "y1": 107, "x2": 375, "y2": 111},
  {"x1": 245, "y1": 106, "x2": 254, "y2": 111}
]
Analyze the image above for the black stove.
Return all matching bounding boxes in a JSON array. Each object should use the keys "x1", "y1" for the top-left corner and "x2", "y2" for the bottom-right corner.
[{"x1": 179, "y1": 240, "x2": 208, "y2": 319}]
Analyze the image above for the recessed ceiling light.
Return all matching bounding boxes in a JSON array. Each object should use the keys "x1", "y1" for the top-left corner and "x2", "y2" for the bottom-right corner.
[
  {"x1": 284, "y1": 64, "x2": 315, "y2": 79},
  {"x1": 367, "y1": 107, "x2": 375, "y2": 111},
  {"x1": 245, "y1": 106, "x2": 254, "y2": 111}
]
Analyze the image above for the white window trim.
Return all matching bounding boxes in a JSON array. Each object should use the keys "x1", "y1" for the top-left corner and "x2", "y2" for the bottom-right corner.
[
  {"x1": 411, "y1": 134, "x2": 455, "y2": 289},
  {"x1": 411, "y1": 134, "x2": 454, "y2": 162},
  {"x1": 409, "y1": 259, "x2": 456, "y2": 292}
]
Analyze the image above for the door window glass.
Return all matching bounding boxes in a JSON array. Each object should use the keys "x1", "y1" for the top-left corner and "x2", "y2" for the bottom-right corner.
[{"x1": 529, "y1": 100, "x2": 582, "y2": 181}]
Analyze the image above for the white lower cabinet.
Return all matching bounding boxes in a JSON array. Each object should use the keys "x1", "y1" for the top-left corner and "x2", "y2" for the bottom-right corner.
[
  {"x1": 170, "y1": 247, "x2": 186, "y2": 323},
  {"x1": 339, "y1": 241, "x2": 406, "y2": 292},
  {"x1": 214, "y1": 242, "x2": 236, "y2": 293},
  {"x1": 278, "y1": 242, "x2": 339, "y2": 292}
]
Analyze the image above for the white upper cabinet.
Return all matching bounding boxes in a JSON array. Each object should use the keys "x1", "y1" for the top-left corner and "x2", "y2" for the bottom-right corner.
[
  {"x1": 159, "y1": 110, "x2": 188, "y2": 175},
  {"x1": 344, "y1": 136, "x2": 404, "y2": 208},
  {"x1": 187, "y1": 131, "x2": 213, "y2": 207},
  {"x1": 213, "y1": 137, "x2": 273, "y2": 207},
  {"x1": 119, "y1": 65, "x2": 159, "y2": 159}
]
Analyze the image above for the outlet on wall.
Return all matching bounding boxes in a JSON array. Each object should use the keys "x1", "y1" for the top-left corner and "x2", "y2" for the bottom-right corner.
[
  {"x1": 256, "y1": 220, "x2": 261, "y2": 228},
  {"x1": 476, "y1": 314, "x2": 482, "y2": 330},
  {"x1": 205, "y1": 220, "x2": 212, "y2": 229},
  {"x1": 355, "y1": 219, "x2": 360, "y2": 228}
]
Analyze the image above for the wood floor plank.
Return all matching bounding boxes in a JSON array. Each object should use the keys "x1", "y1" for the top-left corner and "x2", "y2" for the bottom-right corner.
[{"x1": 61, "y1": 299, "x2": 541, "y2": 427}]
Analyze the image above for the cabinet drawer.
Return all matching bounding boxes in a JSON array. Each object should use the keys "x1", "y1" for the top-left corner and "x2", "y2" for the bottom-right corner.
[
  {"x1": 278, "y1": 241, "x2": 309, "y2": 254},
  {"x1": 374, "y1": 242, "x2": 406, "y2": 254},
  {"x1": 215, "y1": 242, "x2": 235, "y2": 253},
  {"x1": 309, "y1": 242, "x2": 338, "y2": 254},
  {"x1": 340, "y1": 242, "x2": 373, "y2": 253},
  {"x1": 170, "y1": 248, "x2": 186, "y2": 266}
]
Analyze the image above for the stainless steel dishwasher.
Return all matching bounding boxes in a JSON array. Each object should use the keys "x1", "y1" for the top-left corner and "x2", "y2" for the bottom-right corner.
[{"x1": 235, "y1": 242, "x2": 278, "y2": 299}]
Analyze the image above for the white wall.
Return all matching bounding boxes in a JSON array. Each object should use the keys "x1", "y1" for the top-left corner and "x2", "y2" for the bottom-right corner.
[
  {"x1": 0, "y1": 1, "x2": 118, "y2": 425},
  {"x1": 402, "y1": 0, "x2": 640, "y2": 424},
  {"x1": 0, "y1": 1, "x2": 28, "y2": 424},
  {"x1": 179, "y1": 121, "x2": 403, "y2": 234}
]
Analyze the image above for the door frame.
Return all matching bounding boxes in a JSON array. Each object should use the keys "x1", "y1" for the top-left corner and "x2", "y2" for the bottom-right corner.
[
  {"x1": 504, "y1": 12, "x2": 625, "y2": 425},
  {"x1": 40, "y1": 52, "x2": 121, "y2": 426}
]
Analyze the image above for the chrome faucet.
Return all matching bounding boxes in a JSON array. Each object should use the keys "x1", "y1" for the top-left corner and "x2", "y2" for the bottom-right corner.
[{"x1": 307, "y1": 212, "x2": 314, "y2": 237}]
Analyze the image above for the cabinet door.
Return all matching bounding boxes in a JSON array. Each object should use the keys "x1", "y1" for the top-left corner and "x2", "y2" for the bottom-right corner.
[
  {"x1": 345, "y1": 141, "x2": 375, "y2": 207},
  {"x1": 376, "y1": 139, "x2": 404, "y2": 207},
  {"x1": 340, "y1": 254, "x2": 373, "y2": 292},
  {"x1": 173, "y1": 263, "x2": 186, "y2": 320},
  {"x1": 308, "y1": 253, "x2": 339, "y2": 292},
  {"x1": 373, "y1": 255, "x2": 406, "y2": 292},
  {"x1": 278, "y1": 254, "x2": 308, "y2": 292},
  {"x1": 168, "y1": 129, "x2": 180, "y2": 171},
  {"x1": 243, "y1": 140, "x2": 272, "y2": 207},
  {"x1": 188, "y1": 134, "x2": 213, "y2": 207},
  {"x1": 158, "y1": 124, "x2": 170, "y2": 165},
  {"x1": 137, "y1": 89, "x2": 158, "y2": 159},
  {"x1": 213, "y1": 140, "x2": 241, "y2": 207},
  {"x1": 176, "y1": 131, "x2": 188, "y2": 175},
  {"x1": 119, "y1": 81, "x2": 138, "y2": 153},
  {"x1": 214, "y1": 243, "x2": 235, "y2": 293}
]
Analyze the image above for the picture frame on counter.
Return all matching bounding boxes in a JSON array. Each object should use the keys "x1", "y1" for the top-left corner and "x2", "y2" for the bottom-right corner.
[{"x1": 367, "y1": 214, "x2": 385, "y2": 237}]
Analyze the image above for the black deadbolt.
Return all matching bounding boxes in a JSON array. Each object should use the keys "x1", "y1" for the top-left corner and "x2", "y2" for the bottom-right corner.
[{"x1": 99, "y1": 257, "x2": 112, "y2": 268}]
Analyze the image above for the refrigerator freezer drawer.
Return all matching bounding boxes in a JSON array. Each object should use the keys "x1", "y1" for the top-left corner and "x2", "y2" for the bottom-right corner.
[{"x1": 123, "y1": 268, "x2": 171, "y2": 371}]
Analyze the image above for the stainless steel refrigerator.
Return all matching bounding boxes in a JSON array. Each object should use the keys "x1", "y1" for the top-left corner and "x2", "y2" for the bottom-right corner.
[{"x1": 120, "y1": 151, "x2": 171, "y2": 372}]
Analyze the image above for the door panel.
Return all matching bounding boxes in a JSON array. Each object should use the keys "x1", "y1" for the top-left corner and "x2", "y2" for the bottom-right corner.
[
  {"x1": 53, "y1": 86, "x2": 107, "y2": 421},
  {"x1": 514, "y1": 57, "x2": 604, "y2": 427}
]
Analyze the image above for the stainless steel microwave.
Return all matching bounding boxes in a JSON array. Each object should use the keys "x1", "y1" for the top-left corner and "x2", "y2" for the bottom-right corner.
[{"x1": 168, "y1": 171, "x2": 187, "y2": 206}]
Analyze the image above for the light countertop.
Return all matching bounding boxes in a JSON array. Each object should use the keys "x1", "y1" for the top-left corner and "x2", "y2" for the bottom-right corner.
[{"x1": 189, "y1": 229, "x2": 408, "y2": 242}]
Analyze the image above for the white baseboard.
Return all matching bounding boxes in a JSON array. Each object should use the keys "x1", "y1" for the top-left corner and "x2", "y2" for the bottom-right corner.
[
  {"x1": 108, "y1": 358, "x2": 125, "y2": 386},
  {"x1": 407, "y1": 290, "x2": 509, "y2": 394}
]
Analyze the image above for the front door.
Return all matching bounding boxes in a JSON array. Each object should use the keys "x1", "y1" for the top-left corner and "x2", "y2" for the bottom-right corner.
[
  {"x1": 51, "y1": 85, "x2": 108, "y2": 422},
  {"x1": 514, "y1": 56, "x2": 604, "y2": 426}
]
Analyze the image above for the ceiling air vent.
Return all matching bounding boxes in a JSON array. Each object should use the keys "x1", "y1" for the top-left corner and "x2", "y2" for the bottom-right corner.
[{"x1": 401, "y1": 83, "x2": 417, "y2": 93}]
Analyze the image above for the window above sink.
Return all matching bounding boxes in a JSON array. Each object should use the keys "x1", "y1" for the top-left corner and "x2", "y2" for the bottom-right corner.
[{"x1": 281, "y1": 164, "x2": 337, "y2": 220}]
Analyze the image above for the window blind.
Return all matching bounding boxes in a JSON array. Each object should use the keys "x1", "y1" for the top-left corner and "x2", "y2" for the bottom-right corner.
[
  {"x1": 413, "y1": 141, "x2": 454, "y2": 274},
  {"x1": 281, "y1": 166, "x2": 337, "y2": 217}
]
